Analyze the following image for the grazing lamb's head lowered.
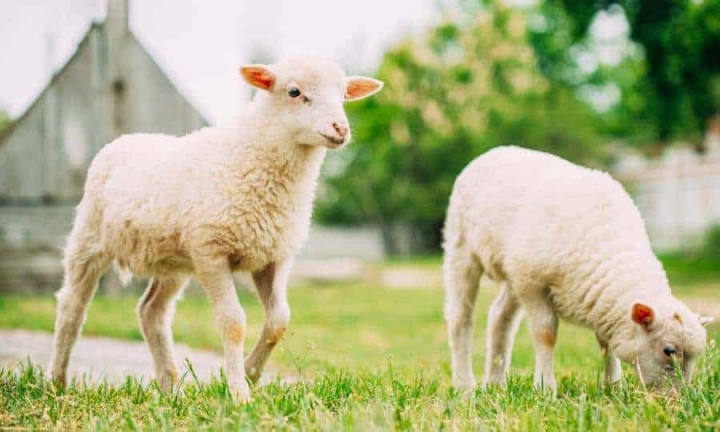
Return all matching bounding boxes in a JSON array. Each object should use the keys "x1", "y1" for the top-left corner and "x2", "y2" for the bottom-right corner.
[
  {"x1": 621, "y1": 300, "x2": 712, "y2": 387},
  {"x1": 240, "y1": 55, "x2": 383, "y2": 149}
]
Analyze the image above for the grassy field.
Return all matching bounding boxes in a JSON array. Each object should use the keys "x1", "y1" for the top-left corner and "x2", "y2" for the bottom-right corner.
[{"x1": 1, "y1": 257, "x2": 719, "y2": 429}]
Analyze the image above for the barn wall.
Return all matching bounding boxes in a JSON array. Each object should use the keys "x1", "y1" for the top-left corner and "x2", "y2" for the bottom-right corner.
[
  {"x1": 0, "y1": 205, "x2": 74, "y2": 292},
  {"x1": 0, "y1": 98, "x2": 46, "y2": 200},
  {"x1": 0, "y1": 21, "x2": 209, "y2": 291},
  {"x1": 120, "y1": 38, "x2": 206, "y2": 135},
  {"x1": 0, "y1": 31, "x2": 100, "y2": 202},
  {"x1": 0, "y1": 26, "x2": 207, "y2": 203},
  {"x1": 50, "y1": 30, "x2": 102, "y2": 200},
  {"x1": 0, "y1": 205, "x2": 384, "y2": 293}
]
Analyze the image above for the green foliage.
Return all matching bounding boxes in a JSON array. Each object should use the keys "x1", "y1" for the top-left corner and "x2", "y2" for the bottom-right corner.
[
  {"x1": 545, "y1": 0, "x2": 720, "y2": 142},
  {"x1": 319, "y1": 0, "x2": 720, "y2": 248},
  {"x1": 527, "y1": 2, "x2": 657, "y2": 147},
  {"x1": 318, "y1": 6, "x2": 604, "y2": 239}
]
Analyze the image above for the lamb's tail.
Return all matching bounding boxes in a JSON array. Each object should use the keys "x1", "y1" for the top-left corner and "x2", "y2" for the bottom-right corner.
[{"x1": 113, "y1": 261, "x2": 134, "y2": 286}]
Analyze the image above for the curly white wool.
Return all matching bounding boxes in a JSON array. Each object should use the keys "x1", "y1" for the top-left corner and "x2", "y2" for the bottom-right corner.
[
  {"x1": 48, "y1": 55, "x2": 383, "y2": 400},
  {"x1": 443, "y1": 146, "x2": 710, "y2": 391}
]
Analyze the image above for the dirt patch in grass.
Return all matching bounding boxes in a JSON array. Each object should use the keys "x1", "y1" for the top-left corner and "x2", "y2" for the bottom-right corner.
[{"x1": 0, "y1": 329, "x2": 224, "y2": 385}]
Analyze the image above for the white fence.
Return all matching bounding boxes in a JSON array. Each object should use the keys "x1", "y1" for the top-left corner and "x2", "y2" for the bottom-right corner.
[{"x1": 613, "y1": 135, "x2": 720, "y2": 251}]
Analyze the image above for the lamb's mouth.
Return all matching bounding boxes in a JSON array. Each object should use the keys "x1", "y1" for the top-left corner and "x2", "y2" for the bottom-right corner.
[
  {"x1": 320, "y1": 133, "x2": 345, "y2": 147},
  {"x1": 664, "y1": 365, "x2": 678, "y2": 373}
]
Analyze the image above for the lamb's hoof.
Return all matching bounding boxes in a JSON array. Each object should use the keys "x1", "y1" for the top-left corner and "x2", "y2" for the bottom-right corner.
[
  {"x1": 533, "y1": 380, "x2": 557, "y2": 395},
  {"x1": 157, "y1": 369, "x2": 180, "y2": 393},
  {"x1": 482, "y1": 382, "x2": 507, "y2": 391},
  {"x1": 234, "y1": 390, "x2": 252, "y2": 403},
  {"x1": 48, "y1": 371, "x2": 67, "y2": 389},
  {"x1": 452, "y1": 379, "x2": 477, "y2": 394},
  {"x1": 230, "y1": 382, "x2": 252, "y2": 403}
]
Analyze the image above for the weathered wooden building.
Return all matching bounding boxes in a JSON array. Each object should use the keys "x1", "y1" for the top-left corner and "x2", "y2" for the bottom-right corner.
[{"x1": 0, "y1": 0, "x2": 208, "y2": 291}]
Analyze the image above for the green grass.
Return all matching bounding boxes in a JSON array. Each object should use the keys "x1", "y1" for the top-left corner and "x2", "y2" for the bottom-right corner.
[
  {"x1": 2, "y1": 353, "x2": 720, "y2": 430},
  {"x1": 3, "y1": 283, "x2": 715, "y2": 376},
  {"x1": 1, "y1": 270, "x2": 719, "y2": 429}
]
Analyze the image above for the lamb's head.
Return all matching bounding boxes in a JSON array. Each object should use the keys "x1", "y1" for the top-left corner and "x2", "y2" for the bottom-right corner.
[
  {"x1": 619, "y1": 300, "x2": 712, "y2": 388},
  {"x1": 240, "y1": 55, "x2": 383, "y2": 149}
]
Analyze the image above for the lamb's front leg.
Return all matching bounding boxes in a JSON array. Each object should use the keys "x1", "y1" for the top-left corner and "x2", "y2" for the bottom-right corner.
[
  {"x1": 245, "y1": 258, "x2": 293, "y2": 383},
  {"x1": 522, "y1": 292, "x2": 558, "y2": 391},
  {"x1": 195, "y1": 258, "x2": 250, "y2": 401},
  {"x1": 597, "y1": 335, "x2": 622, "y2": 384}
]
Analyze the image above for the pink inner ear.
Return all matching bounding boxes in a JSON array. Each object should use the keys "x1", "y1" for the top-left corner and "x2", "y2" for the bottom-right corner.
[
  {"x1": 632, "y1": 303, "x2": 654, "y2": 328},
  {"x1": 240, "y1": 66, "x2": 275, "y2": 91},
  {"x1": 346, "y1": 78, "x2": 381, "y2": 100}
]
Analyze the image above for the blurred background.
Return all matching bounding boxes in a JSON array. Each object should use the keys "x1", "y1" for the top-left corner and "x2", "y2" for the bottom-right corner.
[{"x1": 0, "y1": 0, "x2": 718, "y2": 381}]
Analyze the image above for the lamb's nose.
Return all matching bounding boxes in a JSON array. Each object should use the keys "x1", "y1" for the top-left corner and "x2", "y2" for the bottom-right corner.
[{"x1": 333, "y1": 123, "x2": 349, "y2": 139}]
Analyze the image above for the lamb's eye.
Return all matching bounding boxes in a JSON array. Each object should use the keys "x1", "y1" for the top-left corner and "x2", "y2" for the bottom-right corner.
[
  {"x1": 663, "y1": 346, "x2": 677, "y2": 357},
  {"x1": 288, "y1": 87, "x2": 301, "y2": 98}
]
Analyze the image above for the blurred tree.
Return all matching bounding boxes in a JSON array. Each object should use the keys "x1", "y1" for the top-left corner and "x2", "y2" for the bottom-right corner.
[
  {"x1": 542, "y1": 0, "x2": 720, "y2": 144},
  {"x1": 317, "y1": 5, "x2": 603, "y2": 254},
  {"x1": 527, "y1": 2, "x2": 657, "y2": 148}
]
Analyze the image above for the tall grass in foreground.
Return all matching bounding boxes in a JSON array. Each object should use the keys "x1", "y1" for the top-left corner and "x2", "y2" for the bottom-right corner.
[{"x1": 1, "y1": 345, "x2": 718, "y2": 430}]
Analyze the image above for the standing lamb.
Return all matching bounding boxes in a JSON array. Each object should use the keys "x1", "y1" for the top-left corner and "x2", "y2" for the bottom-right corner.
[
  {"x1": 48, "y1": 55, "x2": 383, "y2": 400},
  {"x1": 443, "y1": 146, "x2": 712, "y2": 391}
]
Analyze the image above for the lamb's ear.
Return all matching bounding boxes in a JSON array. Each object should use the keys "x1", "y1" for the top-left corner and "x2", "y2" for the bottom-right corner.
[
  {"x1": 631, "y1": 303, "x2": 655, "y2": 330},
  {"x1": 700, "y1": 316, "x2": 714, "y2": 327},
  {"x1": 345, "y1": 76, "x2": 384, "y2": 101},
  {"x1": 240, "y1": 65, "x2": 275, "y2": 91}
]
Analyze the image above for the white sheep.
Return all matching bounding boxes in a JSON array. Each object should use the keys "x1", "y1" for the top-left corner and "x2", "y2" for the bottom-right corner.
[
  {"x1": 48, "y1": 55, "x2": 383, "y2": 400},
  {"x1": 443, "y1": 146, "x2": 712, "y2": 391}
]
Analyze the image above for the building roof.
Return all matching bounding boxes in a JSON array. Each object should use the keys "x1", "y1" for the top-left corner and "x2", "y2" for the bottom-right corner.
[{"x1": 0, "y1": 19, "x2": 210, "y2": 144}]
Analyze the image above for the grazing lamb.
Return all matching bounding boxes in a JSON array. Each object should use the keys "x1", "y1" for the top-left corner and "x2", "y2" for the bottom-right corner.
[
  {"x1": 48, "y1": 55, "x2": 383, "y2": 400},
  {"x1": 443, "y1": 146, "x2": 712, "y2": 391}
]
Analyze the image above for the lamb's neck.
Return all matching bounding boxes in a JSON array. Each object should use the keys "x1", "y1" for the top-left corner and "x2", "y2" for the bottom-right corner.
[
  {"x1": 220, "y1": 115, "x2": 327, "y2": 204},
  {"x1": 580, "y1": 247, "x2": 671, "y2": 343}
]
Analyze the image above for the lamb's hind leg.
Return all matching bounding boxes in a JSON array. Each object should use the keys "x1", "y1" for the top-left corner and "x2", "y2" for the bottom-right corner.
[
  {"x1": 483, "y1": 283, "x2": 522, "y2": 386},
  {"x1": 444, "y1": 246, "x2": 482, "y2": 390},
  {"x1": 137, "y1": 275, "x2": 189, "y2": 391},
  {"x1": 245, "y1": 259, "x2": 293, "y2": 383},
  {"x1": 49, "y1": 230, "x2": 110, "y2": 386}
]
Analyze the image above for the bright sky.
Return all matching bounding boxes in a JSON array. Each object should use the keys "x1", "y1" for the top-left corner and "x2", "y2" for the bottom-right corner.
[{"x1": 0, "y1": 0, "x2": 437, "y2": 123}]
